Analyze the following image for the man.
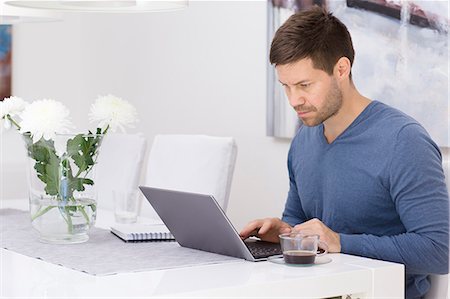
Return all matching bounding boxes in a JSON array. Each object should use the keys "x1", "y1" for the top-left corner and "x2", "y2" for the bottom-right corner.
[{"x1": 239, "y1": 7, "x2": 449, "y2": 299}]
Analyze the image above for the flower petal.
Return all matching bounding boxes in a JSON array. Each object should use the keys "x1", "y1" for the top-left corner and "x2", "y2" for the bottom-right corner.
[
  {"x1": 89, "y1": 95, "x2": 137, "y2": 133},
  {"x1": 19, "y1": 99, "x2": 73, "y2": 142},
  {"x1": 3, "y1": 119, "x2": 11, "y2": 130},
  {"x1": 32, "y1": 132, "x2": 43, "y2": 143}
]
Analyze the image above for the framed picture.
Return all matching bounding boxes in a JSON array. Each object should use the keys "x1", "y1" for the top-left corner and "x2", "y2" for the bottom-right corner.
[
  {"x1": 267, "y1": 0, "x2": 449, "y2": 147},
  {"x1": 346, "y1": 0, "x2": 447, "y2": 33},
  {"x1": 0, "y1": 25, "x2": 12, "y2": 101}
]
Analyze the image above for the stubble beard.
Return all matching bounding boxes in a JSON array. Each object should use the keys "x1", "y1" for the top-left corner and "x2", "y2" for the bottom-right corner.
[{"x1": 301, "y1": 80, "x2": 343, "y2": 127}]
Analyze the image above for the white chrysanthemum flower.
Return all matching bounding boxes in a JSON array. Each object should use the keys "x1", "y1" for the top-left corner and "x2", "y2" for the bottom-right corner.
[
  {"x1": 89, "y1": 95, "x2": 137, "y2": 133},
  {"x1": 19, "y1": 99, "x2": 74, "y2": 143},
  {"x1": 0, "y1": 96, "x2": 29, "y2": 129}
]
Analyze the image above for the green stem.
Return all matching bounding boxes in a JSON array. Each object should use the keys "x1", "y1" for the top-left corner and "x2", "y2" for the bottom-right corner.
[
  {"x1": 103, "y1": 125, "x2": 110, "y2": 135},
  {"x1": 6, "y1": 114, "x2": 21, "y2": 130},
  {"x1": 59, "y1": 206, "x2": 70, "y2": 223},
  {"x1": 31, "y1": 206, "x2": 56, "y2": 221},
  {"x1": 79, "y1": 206, "x2": 90, "y2": 225},
  {"x1": 32, "y1": 202, "x2": 75, "y2": 234},
  {"x1": 64, "y1": 207, "x2": 73, "y2": 234},
  {"x1": 79, "y1": 158, "x2": 95, "y2": 179},
  {"x1": 75, "y1": 168, "x2": 83, "y2": 178}
]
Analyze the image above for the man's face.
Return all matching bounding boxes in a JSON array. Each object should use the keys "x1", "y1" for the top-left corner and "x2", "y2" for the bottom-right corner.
[{"x1": 276, "y1": 58, "x2": 343, "y2": 127}]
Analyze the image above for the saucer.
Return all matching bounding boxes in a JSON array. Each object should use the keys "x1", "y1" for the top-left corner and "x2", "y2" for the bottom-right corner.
[{"x1": 267, "y1": 255, "x2": 332, "y2": 267}]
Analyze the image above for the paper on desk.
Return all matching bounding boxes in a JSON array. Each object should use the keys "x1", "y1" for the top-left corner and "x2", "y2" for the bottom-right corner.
[{"x1": 110, "y1": 223, "x2": 175, "y2": 241}]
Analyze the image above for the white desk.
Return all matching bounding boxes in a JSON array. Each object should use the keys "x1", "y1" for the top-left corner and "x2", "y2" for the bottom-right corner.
[{"x1": 0, "y1": 199, "x2": 404, "y2": 298}]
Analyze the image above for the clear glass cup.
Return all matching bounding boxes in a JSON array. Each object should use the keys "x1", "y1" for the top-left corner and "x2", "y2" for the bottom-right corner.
[
  {"x1": 113, "y1": 189, "x2": 139, "y2": 223},
  {"x1": 278, "y1": 232, "x2": 328, "y2": 264}
]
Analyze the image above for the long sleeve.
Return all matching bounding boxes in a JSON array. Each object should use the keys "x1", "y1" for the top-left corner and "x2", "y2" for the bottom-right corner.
[
  {"x1": 340, "y1": 124, "x2": 449, "y2": 275},
  {"x1": 282, "y1": 145, "x2": 307, "y2": 226}
]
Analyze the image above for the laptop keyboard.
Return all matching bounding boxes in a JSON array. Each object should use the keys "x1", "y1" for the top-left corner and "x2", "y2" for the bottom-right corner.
[{"x1": 246, "y1": 240, "x2": 282, "y2": 259}]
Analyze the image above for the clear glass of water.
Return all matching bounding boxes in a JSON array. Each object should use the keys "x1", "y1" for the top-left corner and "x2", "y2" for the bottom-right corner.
[{"x1": 113, "y1": 189, "x2": 139, "y2": 223}]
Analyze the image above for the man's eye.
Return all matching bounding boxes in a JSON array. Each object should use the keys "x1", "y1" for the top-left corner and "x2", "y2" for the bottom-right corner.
[{"x1": 300, "y1": 83, "x2": 311, "y2": 88}]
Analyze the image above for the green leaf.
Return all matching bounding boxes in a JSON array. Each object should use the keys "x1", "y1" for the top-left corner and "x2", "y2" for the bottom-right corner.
[
  {"x1": 82, "y1": 178, "x2": 94, "y2": 186},
  {"x1": 64, "y1": 133, "x2": 101, "y2": 198},
  {"x1": 44, "y1": 153, "x2": 61, "y2": 196},
  {"x1": 26, "y1": 137, "x2": 61, "y2": 196},
  {"x1": 67, "y1": 134, "x2": 84, "y2": 156},
  {"x1": 68, "y1": 177, "x2": 94, "y2": 192},
  {"x1": 72, "y1": 154, "x2": 87, "y2": 173},
  {"x1": 34, "y1": 163, "x2": 45, "y2": 176},
  {"x1": 26, "y1": 132, "x2": 102, "y2": 201},
  {"x1": 66, "y1": 134, "x2": 99, "y2": 177}
]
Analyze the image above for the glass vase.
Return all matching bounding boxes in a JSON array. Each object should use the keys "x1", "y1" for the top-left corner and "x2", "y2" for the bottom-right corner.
[{"x1": 24, "y1": 133, "x2": 103, "y2": 244}]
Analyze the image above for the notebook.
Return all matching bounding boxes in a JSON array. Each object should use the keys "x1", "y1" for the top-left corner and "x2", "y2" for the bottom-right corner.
[
  {"x1": 110, "y1": 223, "x2": 175, "y2": 242},
  {"x1": 139, "y1": 186, "x2": 282, "y2": 261}
]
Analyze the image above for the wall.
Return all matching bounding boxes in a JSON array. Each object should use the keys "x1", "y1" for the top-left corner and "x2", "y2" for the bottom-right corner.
[
  {"x1": 2, "y1": 1, "x2": 291, "y2": 229},
  {"x1": 2, "y1": 1, "x2": 448, "y2": 229}
]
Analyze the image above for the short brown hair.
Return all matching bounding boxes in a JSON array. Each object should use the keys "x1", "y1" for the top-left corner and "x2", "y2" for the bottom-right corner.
[{"x1": 270, "y1": 7, "x2": 354, "y2": 77}]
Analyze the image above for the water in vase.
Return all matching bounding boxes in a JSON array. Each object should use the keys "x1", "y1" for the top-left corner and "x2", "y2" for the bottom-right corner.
[{"x1": 30, "y1": 197, "x2": 97, "y2": 244}]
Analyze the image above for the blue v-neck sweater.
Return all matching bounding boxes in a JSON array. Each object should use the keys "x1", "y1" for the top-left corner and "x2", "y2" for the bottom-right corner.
[{"x1": 282, "y1": 101, "x2": 449, "y2": 299}]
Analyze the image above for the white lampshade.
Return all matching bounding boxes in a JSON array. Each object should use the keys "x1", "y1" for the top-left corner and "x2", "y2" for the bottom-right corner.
[
  {"x1": 0, "y1": 0, "x2": 60, "y2": 24},
  {"x1": 5, "y1": 0, "x2": 188, "y2": 13}
]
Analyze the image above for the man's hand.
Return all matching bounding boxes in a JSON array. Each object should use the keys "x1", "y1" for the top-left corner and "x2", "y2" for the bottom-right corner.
[
  {"x1": 239, "y1": 218, "x2": 292, "y2": 243},
  {"x1": 293, "y1": 218, "x2": 341, "y2": 252}
]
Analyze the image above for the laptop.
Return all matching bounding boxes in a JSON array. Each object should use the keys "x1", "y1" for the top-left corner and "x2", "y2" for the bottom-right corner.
[{"x1": 139, "y1": 186, "x2": 282, "y2": 261}]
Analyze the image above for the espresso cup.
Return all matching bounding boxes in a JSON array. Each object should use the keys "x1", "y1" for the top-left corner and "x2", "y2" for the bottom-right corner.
[{"x1": 278, "y1": 232, "x2": 328, "y2": 265}]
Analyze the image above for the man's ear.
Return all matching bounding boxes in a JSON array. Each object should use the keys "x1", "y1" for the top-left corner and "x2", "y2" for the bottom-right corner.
[{"x1": 333, "y1": 57, "x2": 351, "y2": 80}]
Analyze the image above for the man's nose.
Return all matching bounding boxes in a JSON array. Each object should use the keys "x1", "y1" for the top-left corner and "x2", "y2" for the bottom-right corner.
[{"x1": 288, "y1": 90, "x2": 306, "y2": 108}]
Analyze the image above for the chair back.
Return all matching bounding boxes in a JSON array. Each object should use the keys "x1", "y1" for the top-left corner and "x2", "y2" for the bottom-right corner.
[
  {"x1": 425, "y1": 274, "x2": 449, "y2": 299},
  {"x1": 95, "y1": 133, "x2": 147, "y2": 211},
  {"x1": 140, "y1": 134, "x2": 237, "y2": 219}
]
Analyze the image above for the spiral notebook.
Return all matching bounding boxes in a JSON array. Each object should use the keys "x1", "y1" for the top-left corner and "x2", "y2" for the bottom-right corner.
[{"x1": 110, "y1": 223, "x2": 175, "y2": 242}]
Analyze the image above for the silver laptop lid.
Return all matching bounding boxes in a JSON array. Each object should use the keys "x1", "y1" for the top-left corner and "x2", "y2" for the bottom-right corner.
[{"x1": 139, "y1": 186, "x2": 257, "y2": 261}]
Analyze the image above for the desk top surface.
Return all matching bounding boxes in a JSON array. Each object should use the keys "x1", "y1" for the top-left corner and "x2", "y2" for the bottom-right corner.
[{"x1": 0, "y1": 199, "x2": 404, "y2": 298}]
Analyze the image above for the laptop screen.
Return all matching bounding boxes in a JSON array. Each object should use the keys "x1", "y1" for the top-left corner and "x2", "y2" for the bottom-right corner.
[{"x1": 139, "y1": 186, "x2": 281, "y2": 261}]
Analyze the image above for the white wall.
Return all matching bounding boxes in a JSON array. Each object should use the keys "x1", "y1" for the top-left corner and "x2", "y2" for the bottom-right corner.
[
  {"x1": 2, "y1": 1, "x2": 448, "y2": 229},
  {"x1": 2, "y1": 1, "x2": 291, "y2": 229}
]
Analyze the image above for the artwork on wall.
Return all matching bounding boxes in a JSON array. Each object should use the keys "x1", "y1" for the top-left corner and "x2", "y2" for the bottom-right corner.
[
  {"x1": 267, "y1": 0, "x2": 449, "y2": 147},
  {"x1": 0, "y1": 25, "x2": 12, "y2": 101}
]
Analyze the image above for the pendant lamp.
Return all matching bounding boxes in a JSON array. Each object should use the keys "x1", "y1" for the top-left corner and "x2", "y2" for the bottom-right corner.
[
  {"x1": 0, "y1": 0, "x2": 60, "y2": 24},
  {"x1": 5, "y1": 0, "x2": 188, "y2": 13}
]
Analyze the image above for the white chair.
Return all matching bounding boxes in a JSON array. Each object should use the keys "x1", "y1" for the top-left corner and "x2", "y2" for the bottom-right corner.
[
  {"x1": 139, "y1": 134, "x2": 237, "y2": 219},
  {"x1": 0, "y1": 130, "x2": 28, "y2": 199},
  {"x1": 95, "y1": 133, "x2": 147, "y2": 211},
  {"x1": 424, "y1": 158, "x2": 450, "y2": 299},
  {"x1": 425, "y1": 274, "x2": 449, "y2": 299}
]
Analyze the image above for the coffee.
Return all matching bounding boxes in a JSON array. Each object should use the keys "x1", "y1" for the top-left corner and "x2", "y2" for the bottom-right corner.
[{"x1": 283, "y1": 250, "x2": 316, "y2": 264}]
